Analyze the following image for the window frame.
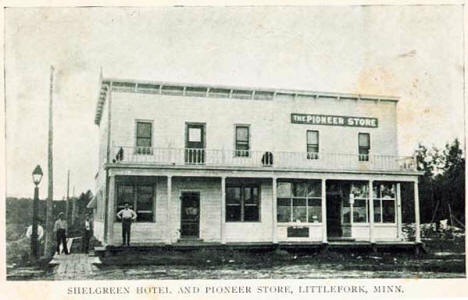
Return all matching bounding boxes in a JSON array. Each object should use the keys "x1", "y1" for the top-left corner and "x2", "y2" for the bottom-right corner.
[
  {"x1": 358, "y1": 132, "x2": 370, "y2": 161},
  {"x1": 225, "y1": 184, "x2": 260, "y2": 222},
  {"x1": 348, "y1": 183, "x2": 369, "y2": 224},
  {"x1": 306, "y1": 130, "x2": 319, "y2": 160},
  {"x1": 135, "y1": 120, "x2": 153, "y2": 155},
  {"x1": 116, "y1": 183, "x2": 156, "y2": 223},
  {"x1": 373, "y1": 182, "x2": 397, "y2": 224},
  {"x1": 234, "y1": 124, "x2": 250, "y2": 157},
  {"x1": 277, "y1": 180, "x2": 322, "y2": 224}
]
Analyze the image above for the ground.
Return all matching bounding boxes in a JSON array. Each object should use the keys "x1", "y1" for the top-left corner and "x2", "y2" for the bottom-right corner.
[{"x1": 6, "y1": 236, "x2": 465, "y2": 280}]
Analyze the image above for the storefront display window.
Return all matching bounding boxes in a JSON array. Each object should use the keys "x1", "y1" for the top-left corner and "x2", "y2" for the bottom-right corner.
[
  {"x1": 277, "y1": 180, "x2": 322, "y2": 223},
  {"x1": 349, "y1": 183, "x2": 368, "y2": 223},
  {"x1": 373, "y1": 183, "x2": 396, "y2": 223}
]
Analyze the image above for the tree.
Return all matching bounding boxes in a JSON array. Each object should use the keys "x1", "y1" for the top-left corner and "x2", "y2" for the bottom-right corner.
[
  {"x1": 414, "y1": 139, "x2": 465, "y2": 227},
  {"x1": 438, "y1": 139, "x2": 465, "y2": 225},
  {"x1": 69, "y1": 190, "x2": 93, "y2": 235}
]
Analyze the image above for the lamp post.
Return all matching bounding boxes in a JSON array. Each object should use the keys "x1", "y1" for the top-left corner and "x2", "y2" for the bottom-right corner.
[{"x1": 32, "y1": 165, "x2": 43, "y2": 259}]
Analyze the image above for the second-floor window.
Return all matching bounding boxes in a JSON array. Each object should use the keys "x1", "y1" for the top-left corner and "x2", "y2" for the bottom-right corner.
[
  {"x1": 136, "y1": 121, "x2": 152, "y2": 155},
  {"x1": 235, "y1": 125, "x2": 250, "y2": 157},
  {"x1": 306, "y1": 130, "x2": 319, "y2": 159},
  {"x1": 358, "y1": 133, "x2": 370, "y2": 161}
]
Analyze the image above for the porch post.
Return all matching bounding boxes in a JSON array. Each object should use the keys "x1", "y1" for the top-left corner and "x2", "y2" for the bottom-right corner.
[
  {"x1": 166, "y1": 176, "x2": 172, "y2": 244},
  {"x1": 369, "y1": 180, "x2": 375, "y2": 243},
  {"x1": 272, "y1": 177, "x2": 278, "y2": 244},
  {"x1": 221, "y1": 176, "x2": 226, "y2": 244},
  {"x1": 321, "y1": 179, "x2": 327, "y2": 243},
  {"x1": 396, "y1": 183, "x2": 402, "y2": 240},
  {"x1": 107, "y1": 175, "x2": 115, "y2": 245},
  {"x1": 414, "y1": 180, "x2": 421, "y2": 243}
]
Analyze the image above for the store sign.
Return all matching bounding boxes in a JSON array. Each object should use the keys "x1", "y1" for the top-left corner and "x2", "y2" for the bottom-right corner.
[{"x1": 291, "y1": 113, "x2": 378, "y2": 128}]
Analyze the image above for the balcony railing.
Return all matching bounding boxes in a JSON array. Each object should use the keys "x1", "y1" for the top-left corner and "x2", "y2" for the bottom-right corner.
[{"x1": 110, "y1": 146, "x2": 416, "y2": 172}]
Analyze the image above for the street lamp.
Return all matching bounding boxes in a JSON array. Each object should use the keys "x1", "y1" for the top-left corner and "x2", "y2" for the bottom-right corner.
[{"x1": 31, "y1": 165, "x2": 43, "y2": 259}]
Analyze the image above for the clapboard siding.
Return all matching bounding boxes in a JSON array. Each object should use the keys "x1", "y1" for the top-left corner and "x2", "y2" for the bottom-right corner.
[
  {"x1": 94, "y1": 220, "x2": 105, "y2": 242},
  {"x1": 277, "y1": 225, "x2": 323, "y2": 242},
  {"x1": 169, "y1": 177, "x2": 222, "y2": 242},
  {"x1": 351, "y1": 224, "x2": 397, "y2": 241},
  {"x1": 111, "y1": 177, "x2": 167, "y2": 245},
  {"x1": 374, "y1": 225, "x2": 398, "y2": 241},
  {"x1": 224, "y1": 182, "x2": 273, "y2": 242}
]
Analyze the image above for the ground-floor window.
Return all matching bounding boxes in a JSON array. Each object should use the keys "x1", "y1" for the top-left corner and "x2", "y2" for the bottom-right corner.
[
  {"x1": 116, "y1": 183, "x2": 155, "y2": 222},
  {"x1": 277, "y1": 180, "x2": 322, "y2": 223},
  {"x1": 226, "y1": 185, "x2": 260, "y2": 222},
  {"x1": 347, "y1": 182, "x2": 397, "y2": 224},
  {"x1": 373, "y1": 183, "x2": 396, "y2": 223},
  {"x1": 349, "y1": 182, "x2": 369, "y2": 223}
]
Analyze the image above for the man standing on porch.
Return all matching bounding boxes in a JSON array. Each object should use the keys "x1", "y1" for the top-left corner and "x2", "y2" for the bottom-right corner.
[{"x1": 116, "y1": 203, "x2": 137, "y2": 246}]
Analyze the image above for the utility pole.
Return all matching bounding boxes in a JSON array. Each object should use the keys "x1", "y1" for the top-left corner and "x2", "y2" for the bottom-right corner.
[
  {"x1": 66, "y1": 170, "x2": 70, "y2": 226},
  {"x1": 72, "y1": 186, "x2": 76, "y2": 225},
  {"x1": 44, "y1": 66, "x2": 55, "y2": 257}
]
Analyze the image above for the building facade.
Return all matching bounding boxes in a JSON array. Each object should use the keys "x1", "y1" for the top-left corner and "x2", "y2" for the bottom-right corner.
[{"x1": 92, "y1": 77, "x2": 422, "y2": 247}]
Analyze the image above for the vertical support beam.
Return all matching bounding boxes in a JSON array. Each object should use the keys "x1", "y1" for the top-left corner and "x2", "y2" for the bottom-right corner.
[
  {"x1": 221, "y1": 177, "x2": 226, "y2": 244},
  {"x1": 369, "y1": 180, "x2": 375, "y2": 243},
  {"x1": 272, "y1": 177, "x2": 278, "y2": 244},
  {"x1": 66, "y1": 170, "x2": 70, "y2": 226},
  {"x1": 321, "y1": 179, "x2": 327, "y2": 243},
  {"x1": 104, "y1": 171, "x2": 109, "y2": 243},
  {"x1": 166, "y1": 176, "x2": 172, "y2": 244},
  {"x1": 44, "y1": 66, "x2": 55, "y2": 257},
  {"x1": 396, "y1": 183, "x2": 402, "y2": 240},
  {"x1": 104, "y1": 82, "x2": 113, "y2": 243},
  {"x1": 107, "y1": 175, "x2": 115, "y2": 245},
  {"x1": 414, "y1": 180, "x2": 421, "y2": 243}
]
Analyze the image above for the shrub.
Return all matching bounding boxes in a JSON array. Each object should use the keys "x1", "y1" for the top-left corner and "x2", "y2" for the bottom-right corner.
[{"x1": 7, "y1": 238, "x2": 33, "y2": 266}]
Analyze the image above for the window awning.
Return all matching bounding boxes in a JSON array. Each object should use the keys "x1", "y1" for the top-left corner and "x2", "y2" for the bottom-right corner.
[{"x1": 87, "y1": 195, "x2": 97, "y2": 209}]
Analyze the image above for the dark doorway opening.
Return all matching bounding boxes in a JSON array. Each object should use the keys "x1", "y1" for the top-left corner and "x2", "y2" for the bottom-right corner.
[
  {"x1": 180, "y1": 192, "x2": 200, "y2": 238},
  {"x1": 326, "y1": 181, "x2": 352, "y2": 239}
]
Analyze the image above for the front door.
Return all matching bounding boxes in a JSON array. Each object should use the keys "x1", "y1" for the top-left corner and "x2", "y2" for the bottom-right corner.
[
  {"x1": 327, "y1": 193, "x2": 343, "y2": 238},
  {"x1": 180, "y1": 192, "x2": 200, "y2": 238},
  {"x1": 185, "y1": 123, "x2": 205, "y2": 164}
]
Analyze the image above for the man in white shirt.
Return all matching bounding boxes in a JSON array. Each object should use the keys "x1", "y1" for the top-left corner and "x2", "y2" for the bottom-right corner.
[
  {"x1": 53, "y1": 212, "x2": 69, "y2": 255},
  {"x1": 116, "y1": 203, "x2": 137, "y2": 246},
  {"x1": 26, "y1": 223, "x2": 44, "y2": 240}
]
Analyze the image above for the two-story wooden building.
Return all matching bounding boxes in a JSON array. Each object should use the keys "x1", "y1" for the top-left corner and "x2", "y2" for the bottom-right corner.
[{"x1": 92, "y1": 76, "x2": 422, "y2": 249}]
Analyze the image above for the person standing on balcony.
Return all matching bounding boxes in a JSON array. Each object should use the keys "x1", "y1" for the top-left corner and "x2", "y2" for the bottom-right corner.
[
  {"x1": 54, "y1": 212, "x2": 69, "y2": 255},
  {"x1": 116, "y1": 203, "x2": 137, "y2": 246}
]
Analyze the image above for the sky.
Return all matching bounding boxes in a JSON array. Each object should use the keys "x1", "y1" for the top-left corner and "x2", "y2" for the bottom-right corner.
[{"x1": 4, "y1": 5, "x2": 465, "y2": 198}]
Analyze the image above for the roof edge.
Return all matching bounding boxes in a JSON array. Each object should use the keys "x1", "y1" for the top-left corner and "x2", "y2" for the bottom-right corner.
[{"x1": 94, "y1": 77, "x2": 401, "y2": 125}]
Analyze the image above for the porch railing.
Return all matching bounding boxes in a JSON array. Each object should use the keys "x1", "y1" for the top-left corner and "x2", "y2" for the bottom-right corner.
[{"x1": 110, "y1": 146, "x2": 416, "y2": 172}]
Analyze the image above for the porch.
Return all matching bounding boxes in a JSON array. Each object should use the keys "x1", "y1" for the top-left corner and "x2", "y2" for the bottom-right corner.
[
  {"x1": 96, "y1": 172, "x2": 422, "y2": 248},
  {"x1": 96, "y1": 240, "x2": 424, "y2": 257}
]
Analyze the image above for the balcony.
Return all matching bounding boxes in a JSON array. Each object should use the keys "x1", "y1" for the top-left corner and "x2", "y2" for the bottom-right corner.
[{"x1": 110, "y1": 146, "x2": 416, "y2": 172}]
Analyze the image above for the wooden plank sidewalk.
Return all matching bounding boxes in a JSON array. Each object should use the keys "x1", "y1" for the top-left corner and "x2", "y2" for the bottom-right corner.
[{"x1": 49, "y1": 238, "x2": 102, "y2": 280}]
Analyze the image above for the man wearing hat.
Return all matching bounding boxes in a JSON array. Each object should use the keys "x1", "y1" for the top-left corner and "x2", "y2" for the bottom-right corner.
[{"x1": 53, "y1": 212, "x2": 69, "y2": 255}]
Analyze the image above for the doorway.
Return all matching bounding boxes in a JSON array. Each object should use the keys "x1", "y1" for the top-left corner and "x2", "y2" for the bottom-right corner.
[
  {"x1": 326, "y1": 181, "x2": 352, "y2": 239},
  {"x1": 326, "y1": 193, "x2": 343, "y2": 238},
  {"x1": 185, "y1": 123, "x2": 205, "y2": 164},
  {"x1": 180, "y1": 192, "x2": 200, "y2": 238}
]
